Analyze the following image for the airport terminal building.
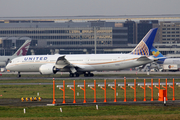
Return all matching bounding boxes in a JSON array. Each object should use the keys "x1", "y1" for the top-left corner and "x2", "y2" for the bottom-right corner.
[
  {"x1": 0, "y1": 20, "x2": 129, "y2": 55},
  {"x1": 0, "y1": 18, "x2": 180, "y2": 56}
]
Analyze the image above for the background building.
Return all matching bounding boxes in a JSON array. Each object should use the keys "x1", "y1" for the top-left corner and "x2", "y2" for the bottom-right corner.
[
  {"x1": 0, "y1": 17, "x2": 180, "y2": 56},
  {"x1": 0, "y1": 20, "x2": 128, "y2": 55},
  {"x1": 137, "y1": 20, "x2": 159, "y2": 43},
  {"x1": 123, "y1": 20, "x2": 136, "y2": 44},
  {"x1": 159, "y1": 21, "x2": 180, "y2": 44},
  {"x1": 0, "y1": 37, "x2": 31, "y2": 55}
]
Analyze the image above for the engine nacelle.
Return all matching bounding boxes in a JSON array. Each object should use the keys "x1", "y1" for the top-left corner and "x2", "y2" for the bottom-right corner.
[{"x1": 39, "y1": 64, "x2": 57, "y2": 74}]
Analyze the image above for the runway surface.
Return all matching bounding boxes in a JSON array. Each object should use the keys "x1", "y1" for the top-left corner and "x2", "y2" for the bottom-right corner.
[
  {"x1": 2, "y1": 71, "x2": 180, "y2": 75},
  {"x1": 1, "y1": 98, "x2": 180, "y2": 107},
  {"x1": 1, "y1": 71, "x2": 180, "y2": 80}
]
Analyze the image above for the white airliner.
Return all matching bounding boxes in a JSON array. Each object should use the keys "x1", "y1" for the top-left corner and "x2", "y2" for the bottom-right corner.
[
  {"x1": 6, "y1": 28, "x2": 158, "y2": 77},
  {"x1": 0, "y1": 40, "x2": 31, "y2": 67}
]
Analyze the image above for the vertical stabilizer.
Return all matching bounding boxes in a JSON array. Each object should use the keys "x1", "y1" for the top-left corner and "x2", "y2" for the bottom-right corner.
[
  {"x1": 151, "y1": 46, "x2": 164, "y2": 58},
  {"x1": 151, "y1": 46, "x2": 166, "y2": 64},
  {"x1": 13, "y1": 40, "x2": 31, "y2": 56},
  {"x1": 130, "y1": 28, "x2": 158, "y2": 56}
]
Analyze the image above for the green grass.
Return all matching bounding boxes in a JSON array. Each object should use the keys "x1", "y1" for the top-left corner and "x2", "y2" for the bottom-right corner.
[
  {"x1": 0, "y1": 78, "x2": 180, "y2": 100},
  {"x1": 1, "y1": 76, "x2": 180, "y2": 119},
  {"x1": 0, "y1": 105, "x2": 180, "y2": 119}
]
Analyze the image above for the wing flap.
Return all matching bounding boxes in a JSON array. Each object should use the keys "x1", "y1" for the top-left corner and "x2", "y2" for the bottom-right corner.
[{"x1": 55, "y1": 56, "x2": 72, "y2": 68}]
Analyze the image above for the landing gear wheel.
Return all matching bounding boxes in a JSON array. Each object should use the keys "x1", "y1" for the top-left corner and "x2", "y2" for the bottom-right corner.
[
  {"x1": 75, "y1": 73, "x2": 79, "y2": 77},
  {"x1": 84, "y1": 73, "x2": 88, "y2": 77},
  {"x1": 69, "y1": 73, "x2": 80, "y2": 77},
  {"x1": 84, "y1": 72, "x2": 94, "y2": 77},
  {"x1": 90, "y1": 73, "x2": 94, "y2": 77},
  {"x1": 17, "y1": 72, "x2": 21, "y2": 78},
  {"x1": 69, "y1": 73, "x2": 74, "y2": 77},
  {"x1": 17, "y1": 74, "x2": 21, "y2": 78}
]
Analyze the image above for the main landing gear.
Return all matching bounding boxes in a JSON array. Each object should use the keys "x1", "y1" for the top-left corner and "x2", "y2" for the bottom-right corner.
[
  {"x1": 69, "y1": 73, "x2": 80, "y2": 77},
  {"x1": 69, "y1": 72, "x2": 94, "y2": 77},
  {"x1": 84, "y1": 72, "x2": 94, "y2": 77}
]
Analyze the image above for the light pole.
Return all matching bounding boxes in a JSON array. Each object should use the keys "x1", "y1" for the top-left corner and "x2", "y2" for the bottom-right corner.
[
  {"x1": 93, "y1": 26, "x2": 99, "y2": 54},
  {"x1": 94, "y1": 27, "x2": 97, "y2": 54}
]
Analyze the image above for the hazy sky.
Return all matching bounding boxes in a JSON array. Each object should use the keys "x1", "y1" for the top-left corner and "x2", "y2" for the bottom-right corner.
[{"x1": 0, "y1": 0, "x2": 179, "y2": 17}]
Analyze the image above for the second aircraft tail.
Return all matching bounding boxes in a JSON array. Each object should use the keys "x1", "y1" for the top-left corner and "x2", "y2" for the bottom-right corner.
[
  {"x1": 13, "y1": 40, "x2": 31, "y2": 56},
  {"x1": 151, "y1": 46, "x2": 166, "y2": 64}
]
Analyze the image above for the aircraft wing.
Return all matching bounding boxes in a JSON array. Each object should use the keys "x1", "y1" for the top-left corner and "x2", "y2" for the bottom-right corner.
[{"x1": 55, "y1": 56, "x2": 73, "y2": 68}]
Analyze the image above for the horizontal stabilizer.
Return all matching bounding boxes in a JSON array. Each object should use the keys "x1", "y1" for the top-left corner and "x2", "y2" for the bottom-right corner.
[{"x1": 137, "y1": 56, "x2": 151, "y2": 61}]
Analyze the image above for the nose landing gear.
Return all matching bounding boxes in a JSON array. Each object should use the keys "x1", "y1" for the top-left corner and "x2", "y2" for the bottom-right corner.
[{"x1": 17, "y1": 72, "x2": 21, "y2": 78}]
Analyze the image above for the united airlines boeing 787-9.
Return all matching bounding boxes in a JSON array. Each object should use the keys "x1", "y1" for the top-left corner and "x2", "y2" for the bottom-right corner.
[{"x1": 6, "y1": 28, "x2": 158, "y2": 77}]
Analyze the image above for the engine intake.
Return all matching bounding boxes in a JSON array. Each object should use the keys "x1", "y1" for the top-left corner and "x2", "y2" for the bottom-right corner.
[{"x1": 39, "y1": 64, "x2": 58, "y2": 74}]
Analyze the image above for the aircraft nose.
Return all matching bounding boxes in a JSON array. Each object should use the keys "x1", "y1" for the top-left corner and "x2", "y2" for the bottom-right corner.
[{"x1": 6, "y1": 63, "x2": 11, "y2": 70}]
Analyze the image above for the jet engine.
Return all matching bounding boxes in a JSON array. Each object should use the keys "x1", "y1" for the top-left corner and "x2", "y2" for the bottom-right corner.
[{"x1": 39, "y1": 64, "x2": 58, "y2": 74}]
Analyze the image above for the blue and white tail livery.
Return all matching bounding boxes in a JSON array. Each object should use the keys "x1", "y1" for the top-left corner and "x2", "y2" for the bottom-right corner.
[
  {"x1": 151, "y1": 46, "x2": 166, "y2": 64},
  {"x1": 130, "y1": 28, "x2": 158, "y2": 56}
]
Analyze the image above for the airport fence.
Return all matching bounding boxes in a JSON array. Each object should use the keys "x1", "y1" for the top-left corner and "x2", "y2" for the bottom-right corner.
[{"x1": 51, "y1": 78, "x2": 178, "y2": 104}]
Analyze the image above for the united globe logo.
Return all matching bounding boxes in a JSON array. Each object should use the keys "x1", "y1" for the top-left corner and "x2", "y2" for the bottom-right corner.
[{"x1": 130, "y1": 41, "x2": 149, "y2": 56}]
